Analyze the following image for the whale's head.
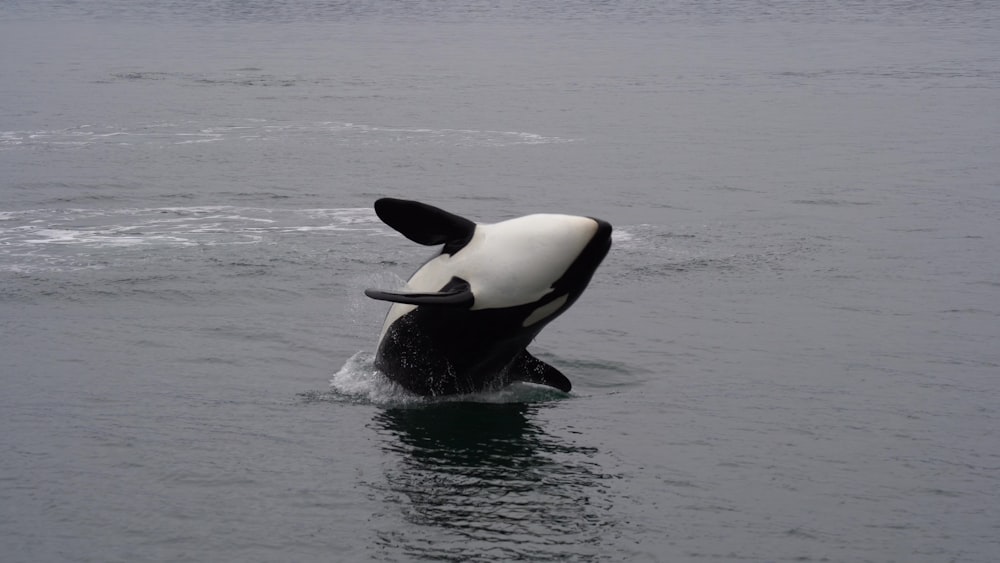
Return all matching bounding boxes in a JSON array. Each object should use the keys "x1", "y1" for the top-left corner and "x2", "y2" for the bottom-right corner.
[{"x1": 366, "y1": 198, "x2": 611, "y2": 325}]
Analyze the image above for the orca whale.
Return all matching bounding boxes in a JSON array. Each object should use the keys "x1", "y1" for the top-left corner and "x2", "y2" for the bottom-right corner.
[{"x1": 365, "y1": 198, "x2": 612, "y2": 396}]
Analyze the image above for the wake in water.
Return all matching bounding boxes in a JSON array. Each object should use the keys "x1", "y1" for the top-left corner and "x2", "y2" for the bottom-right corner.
[
  {"x1": 0, "y1": 206, "x2": 384, "y2": 273},
  {"x1": 0, "y1": 119, "x2": 576, "y2": 151},
  {"x1": 326, "y1": 351, "x2": 572, "y2": 406}
]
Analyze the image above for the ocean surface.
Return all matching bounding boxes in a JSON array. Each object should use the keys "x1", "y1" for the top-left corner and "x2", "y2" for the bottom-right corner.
[{"x1": 2, "y1": 1, "x2": 999, "y2": 561}]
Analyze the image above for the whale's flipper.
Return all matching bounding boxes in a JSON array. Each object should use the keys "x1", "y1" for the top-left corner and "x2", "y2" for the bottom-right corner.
[
  {"x1": 374, "y1": 198, "x2": 475, "y2": 250},
  {"x1": 365, "y1": 277, "x2": 474, "y2": 307},
  {"x1": 509, "y1": 350, "x2": 572, "y2": 392}
]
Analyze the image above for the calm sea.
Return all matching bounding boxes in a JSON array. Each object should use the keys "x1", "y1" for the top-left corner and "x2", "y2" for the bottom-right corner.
[{"x1": 2, "y1": 1, "x2": 998, "y2": 561}]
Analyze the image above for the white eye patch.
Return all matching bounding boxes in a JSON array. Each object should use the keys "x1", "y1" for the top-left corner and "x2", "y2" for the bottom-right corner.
[{"x1": 522, "y1": 295, "x2": 568, "y2": 327}]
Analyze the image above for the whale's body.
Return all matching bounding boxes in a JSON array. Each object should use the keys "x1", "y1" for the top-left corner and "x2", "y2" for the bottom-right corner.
[{"x1": 366, "y1": 198, "x2": 612, "y2": 396}]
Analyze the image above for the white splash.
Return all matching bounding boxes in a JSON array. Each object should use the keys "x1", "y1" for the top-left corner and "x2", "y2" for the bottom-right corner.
[
  {"x1": 329, "y1": 351, "x2": 571, "y2": 406},
  {"x1": 329, "y1": 351, "x2": 421, "y2": 405}
]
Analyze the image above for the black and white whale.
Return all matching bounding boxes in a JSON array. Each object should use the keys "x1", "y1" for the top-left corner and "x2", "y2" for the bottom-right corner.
[{"x1": 365, "y1": 198, "x2": 612, "y2": 396}]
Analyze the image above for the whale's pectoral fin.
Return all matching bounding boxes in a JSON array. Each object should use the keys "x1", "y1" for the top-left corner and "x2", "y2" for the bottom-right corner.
[
  {"x1": 374, "y1": 198, "x2": 476, "y2": 248},
  {"x1": 510, "y1": 350, "x2": 572, "y2": 392},
  {"x1": 365, "y1": 277, "x2": 474, "y2": 307}
]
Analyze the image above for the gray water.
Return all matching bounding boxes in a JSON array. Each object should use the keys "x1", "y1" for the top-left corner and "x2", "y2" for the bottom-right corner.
[{"x1": 2, "y1": 1, "x2": 999, "y2": 561}]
